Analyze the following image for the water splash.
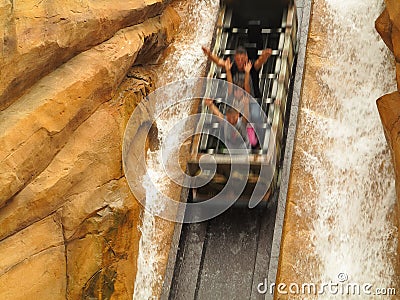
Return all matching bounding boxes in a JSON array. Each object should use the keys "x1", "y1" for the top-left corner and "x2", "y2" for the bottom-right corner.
[
  {"x1": 133, "y1": 0, "x2": 219, "y2": 298},
  {"x1": 305, "y1": 0, "x2": 398, "y2": 293},
  {"x1": 157, "y1": 0, "x2": 220, "y2": 85}
]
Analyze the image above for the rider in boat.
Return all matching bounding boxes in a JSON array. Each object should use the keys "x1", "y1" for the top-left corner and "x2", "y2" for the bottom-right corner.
[{"x1": 202, "y1": 45, "x2": 272, "y2": 98}]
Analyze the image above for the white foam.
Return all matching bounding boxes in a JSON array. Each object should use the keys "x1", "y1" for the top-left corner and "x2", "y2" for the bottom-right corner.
[
  {"x1": 304, "y1": 0, "x2": 398, "y2": 294},
  {"x1": 133, "y1": 0, "x2": 219, "y2": 298}
]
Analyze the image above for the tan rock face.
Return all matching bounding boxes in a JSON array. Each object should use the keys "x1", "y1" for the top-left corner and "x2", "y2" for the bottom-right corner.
[
  {"x1": 386, "y1": 0, "x2": 400, "y2": 31},
  {"x1": 384, "y1": 0, "x2": 400, "y2": 66},
  {"x1": 64, "y1": 177, "x2": 141, "y2": 299},
  {"x1": 391, "y1": 25, "x2": 400, "y2": 77},
  {"x1": 377, "y1": 0, "x2": 400, "y2": 284},
  {"x1": 0, "y1": 0, "x2": 171, "y2": 109},
  {"x1": 397, "y1": 62, "x2": 400, "y2": 89},
  {"x1": 0, "y1": 7, "x2": 179, "y2": 209},
  {"x1": 377, "y1": 92, "x2": 400, "y2": 141},
  {"x1": 377, "y1": 1, "x2": 400, "y2": 90},
  {"x1": 377, "y1": 92, "x2": 400, "y2": 264},
  {"x1": 375, "y1": 8, "x2": 393, "y2": 52},
  {"x1": 377, "y1": 92, "x2": 400, "y2": 175},
  {"x1": 0, "y1": 215, "x2": 66, "y2": 300},
  {"x1": 0, "y1": 106, "x2": 122, "y2": 240},
  {"x1": 0, "y1": 3, "x2": 180, "y2": 299}
]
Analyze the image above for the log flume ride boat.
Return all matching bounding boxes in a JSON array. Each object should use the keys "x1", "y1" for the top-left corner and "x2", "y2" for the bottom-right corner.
[{"x1": 187, "y1": 0, "x2": 297, "y2": 207}]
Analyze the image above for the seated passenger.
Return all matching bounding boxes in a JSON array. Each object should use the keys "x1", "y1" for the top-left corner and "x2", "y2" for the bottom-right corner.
[
  {"x1": 224, "y1": 59, "x2": 258, "y2": 148},
  {"x1": 224, "y1": 57, "x2": 251, "y2": 124},
  {"x1": 204, "y1": 98, "x2": 250, "y2": 150},
  {"x1": 202, "y1": 45, "x2": 272, "y2": 98}
]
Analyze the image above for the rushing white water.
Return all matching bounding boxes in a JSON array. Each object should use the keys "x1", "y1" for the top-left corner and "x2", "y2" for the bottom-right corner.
[
  {"x1": 305, "y1": 0, "x2": 398, "y2": 295},
  {"x1": 133, "y1": 1, "x2": 219, "y2": 298}
]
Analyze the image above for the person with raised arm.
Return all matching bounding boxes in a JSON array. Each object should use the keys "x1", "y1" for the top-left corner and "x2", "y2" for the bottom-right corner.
[
  {"x1": 204, "y1": 98, "x2": 250, "y2": 149},
  {"x1": 202, "y1": 45, "x2": 272, "y2": 98}
]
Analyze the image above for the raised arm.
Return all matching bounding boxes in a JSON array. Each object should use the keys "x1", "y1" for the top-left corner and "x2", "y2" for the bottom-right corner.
[
  {"x1": 243, "y1": 61, "x2": 252, "y2": 94},
  {"x1": 225, "y1": 57, "x2": 233, "y2": 83},
  {"x1": 224, "y1": 57, "x2": 234, "y2": 94},
  {"x1": 204, "y1": 98, "x2": 224, "y2": 120},
  {"x1": 254, "y1": 48, "x2": 272, "y2": 71},
  {"x1": 202, "y1": 46, "x2": 226, "y2": 68}
]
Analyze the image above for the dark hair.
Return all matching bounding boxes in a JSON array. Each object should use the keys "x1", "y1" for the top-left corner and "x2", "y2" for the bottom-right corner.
[
  {"x1": 235, "y1": 46, "x2": 247, "y2": 56},
  {"x1": 226, "y1": 106, "x2": 239, "y2": 115}
]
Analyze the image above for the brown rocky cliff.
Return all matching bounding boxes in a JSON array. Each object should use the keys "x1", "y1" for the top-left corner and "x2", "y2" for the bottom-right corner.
[
  {"x1": 0, "y1": 0, "x2": 171, "y2": 109},
  {"x1": 376, "y1": 0, "x2": 400, "y2": 263},
  {"x1": 0, "y1": 1, "x2": 180, "y2": 299}
]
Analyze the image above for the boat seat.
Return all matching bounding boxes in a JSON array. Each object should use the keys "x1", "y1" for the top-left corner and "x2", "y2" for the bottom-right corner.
[
  {"x1": 248, "y1": 20, "x2": 263, "y2": 50},
  {"x1": 244, "y1": 43, "x2": 258, "y2": 60}
]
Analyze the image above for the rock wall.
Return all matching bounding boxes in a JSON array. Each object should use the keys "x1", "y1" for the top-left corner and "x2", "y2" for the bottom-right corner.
[
  {"x1": 0, "y1": 0, "x2": 169, "y2": 109},
  {"x1": 0, "y1": 1, "x2": 180, "y2": 299},
  {"x1": 376, "y1": 0, "x2": 400, "y2": 254}
]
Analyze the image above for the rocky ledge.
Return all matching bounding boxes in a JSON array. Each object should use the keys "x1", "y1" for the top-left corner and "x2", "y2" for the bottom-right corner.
[{"x1": 0, "y1": 1, "x2": 180, "y2": 299}]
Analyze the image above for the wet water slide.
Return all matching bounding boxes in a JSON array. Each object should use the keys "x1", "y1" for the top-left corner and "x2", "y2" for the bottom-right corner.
[
  {"x1": 158, "y1": 0, "x2": 304, "y2": 299},
  {"x1": 128, "y1": 0, "x2": 399, "y2": 298}
]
